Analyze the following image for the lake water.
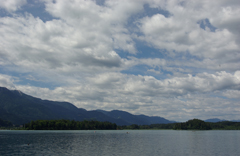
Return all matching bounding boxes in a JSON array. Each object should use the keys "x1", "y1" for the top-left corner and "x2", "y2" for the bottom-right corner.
[{"x1": 0, "y1": 130, "x2": 240, "y2": 156}]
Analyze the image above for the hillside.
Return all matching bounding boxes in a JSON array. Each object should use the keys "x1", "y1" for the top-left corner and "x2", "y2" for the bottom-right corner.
[
  {"x1": 174, "y1": 119, "x2": 212, "y2": 130},
  {"x1": 0, "y1": 87, "x2": 173, "y2": 125},
  {"x1": 96, "y1": 110, "x2": 172, "y2": 125}
]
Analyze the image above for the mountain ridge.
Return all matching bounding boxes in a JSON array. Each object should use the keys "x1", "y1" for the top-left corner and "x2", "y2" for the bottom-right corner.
[
  {"x1": 204, "y1": 118, "x2": 226, "y2": 123},
  {"x1": 0, "y1": 87, "x2": 174, "y2": 125},
  {"x1": 204, "y1": 118, "x2": 240, "y2": 123}
]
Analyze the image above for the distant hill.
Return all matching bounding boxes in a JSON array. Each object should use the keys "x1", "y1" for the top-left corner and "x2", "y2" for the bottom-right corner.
[
  {"x1": 0, "y1": 87, "x2": 173, "y2": 125},
  {"x1": 174, "y1": 119, "x2": 212, "y2": 130},
  {"x1": 205, "y1": 118, "x2": 240, "y2": 123},
  {"x1": 205, "y1": 118, "x2": 226, "y2": 123},
  {"x1": 231, "y1": 120, "x2": 240, "y2": 122},
  {"x1": 0, "y1": 118, "x2": 12, "y2": 127},
  {"x1": 96, "y1": 110, "x2": 174, "y2": 125}
]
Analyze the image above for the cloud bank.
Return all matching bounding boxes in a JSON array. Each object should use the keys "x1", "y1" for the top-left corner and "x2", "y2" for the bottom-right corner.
[{"x1": 0, "y1": 0, "x2": 239, "y2": 121}]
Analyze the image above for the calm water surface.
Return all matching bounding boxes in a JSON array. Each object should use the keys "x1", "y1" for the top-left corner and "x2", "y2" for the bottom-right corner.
[{"x1": 0, "y1": 130, "x2": 239, "y2": 156}]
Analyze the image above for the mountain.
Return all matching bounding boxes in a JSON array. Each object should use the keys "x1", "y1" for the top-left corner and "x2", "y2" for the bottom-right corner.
[
  {"x1": 0, "y1": 87, "x2": 81, "y2": 124},
  {"x1": 0, "y1": 87, "x2": 173, "y2": 125},
  {"x1": 205, "y1": 118, "x2": 240, "y2": 123},
  {"x1": 174, "y1": 119, "x2": 212, "y2": 130},
  {"x1": 205, "y1": 118, "x2": 226, "y2": 123},
  {"x1": 96, "y1": 110, "x2": 174, "y2": 125},
  {"x1": 231, "y1": 120, "x2": 240, "y2": 122}
]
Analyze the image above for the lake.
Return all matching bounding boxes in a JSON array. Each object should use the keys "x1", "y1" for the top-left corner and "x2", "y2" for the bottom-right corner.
[{"x1": 0, "y1": 130, "x2": 239, "y2": 156}]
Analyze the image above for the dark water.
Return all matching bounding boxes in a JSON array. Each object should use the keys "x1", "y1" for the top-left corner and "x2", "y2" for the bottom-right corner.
[{"x1": 0, "y1": 130, "x2": 240, "y2": 156}]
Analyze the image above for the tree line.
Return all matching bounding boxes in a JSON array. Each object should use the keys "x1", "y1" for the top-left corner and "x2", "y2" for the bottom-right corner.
[
  {"x1": 0, "y1": 118, "x2": 12, "y2": 127},
  {"x1": 174, "y1": 119, "x2": 212, "y2": 130},
  {"x1": 2, "y1": 118, "x2": 240, "y2": 130},
  {"x1": 209, "y1": 121, "x2": 240, "y2": 130},
  {"x1": 119, "y1": 123, "x2": 175, "y2": 130},
  {"x1": 24, "y1": 119, "x2": 117, "y2": 130},
  {"x1": 173, "y1": 119, "x2": 240, "y2": 130}
]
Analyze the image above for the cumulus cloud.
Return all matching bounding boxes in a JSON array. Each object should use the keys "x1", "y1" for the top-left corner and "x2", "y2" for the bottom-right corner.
[
  {"x1": 0, "y1": 0, "x2": 240, "y2": 121},
  {"x1": 138, "y1": 10, "x2": 238, "y2": 58},
  {"x1": 0, "y1": 0, "x2": 147, "y2": 79},
  {"x1": 12, "y1": 71, "x2": 240, "y2": 121},
  {"x1": 137, "y1": 0, "x2": 240, "y2": 71},
  {"x1": 223, "y1": 90, "x2": 240, "y2": 99},
  {"x1": 44, "y1": 0, "x2": 139, "y2": 53},
  {"x1": 0, "y1": 74, "x2": 16, "y2": 89},
  {"x1": 0, "y1": 14, "x2": 123, "y2": 77},
  {"x1": 0, "y1": 0, "x2": 26, "y2": 12}
]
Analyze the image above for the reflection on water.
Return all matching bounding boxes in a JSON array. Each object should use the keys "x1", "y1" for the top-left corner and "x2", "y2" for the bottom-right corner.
[{"x1": 0, "y1": 130, "x2": 240, "y2": 156}]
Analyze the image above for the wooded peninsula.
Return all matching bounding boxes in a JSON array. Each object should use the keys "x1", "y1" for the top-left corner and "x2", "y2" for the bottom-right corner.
[{"x1": 1, "y1": 118, "x2": 240, "y2": 130}]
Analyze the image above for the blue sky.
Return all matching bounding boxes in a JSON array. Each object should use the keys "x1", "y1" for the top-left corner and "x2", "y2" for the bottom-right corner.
[{"x1": 0, "y1": 0, "x2": 240, "y2": 121}]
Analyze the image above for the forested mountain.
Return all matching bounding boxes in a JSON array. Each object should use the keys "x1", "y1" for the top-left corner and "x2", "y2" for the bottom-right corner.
[
  {"x1": 204, "y1": 118, "x2": 226, "y2": 123},
  {"x1": 0, "y1": 118, "x2": 12, "y2": 127},
  {"x1": 0, "y1": 87, "x2": 173, "y2": 125},
  {"x1": 96, "y1": 110, "x2": 172, "y2": 125},
  {"x1": 174, "y1": 119, "x2": 212, "y2": 130},
  {"x1": 174, "y1": 119, "x2": 240, "y2": 130}
]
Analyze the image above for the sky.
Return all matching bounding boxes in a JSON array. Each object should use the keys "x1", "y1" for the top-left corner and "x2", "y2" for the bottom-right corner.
[{"x1": 0, "y1": 0, "x2": 240, "y2": 122}]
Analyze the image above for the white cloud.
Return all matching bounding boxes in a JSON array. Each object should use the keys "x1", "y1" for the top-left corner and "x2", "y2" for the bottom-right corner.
[
  {"x1": 15, "y1": 71, "x2": 240, "y2": 106},
  {"x1": 44, "y1": 0, "x2": 140, "y2": 53},
  {"x1": 0, "y1": 0, "x2": 150, "y2": 80},
  {"x1": 0, "y1": 74, "x2": 16, "y2": 90},
  {"x1": 0, "y1": 0, "x2": 26, "y2": 12},
  {"x1": 137, "y1": 11, "x2": 239, "y2": 59},
  {"x1": 223, "y1": 90, "x2": 240, "y2": 99},
  {"x1": 0, "y1": 14, "x2": 123, "y2": 78},
  {"x1": 0, "y1": 68, "x2": 238, "y2": 121},
  {"x1": 0, "y1": 0, "x2": 240, "y2": 121},
  {"x1": 11, "y1": 71, "x2": 240, "y2": 121},
  {"x1": 137, "y1": 0, "x2": 240, "y2": 72}
]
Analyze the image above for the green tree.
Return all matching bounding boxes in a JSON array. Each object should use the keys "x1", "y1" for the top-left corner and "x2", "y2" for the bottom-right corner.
[{"x1": 174, "y1": 119, "x2": 211, "y2": 130}]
